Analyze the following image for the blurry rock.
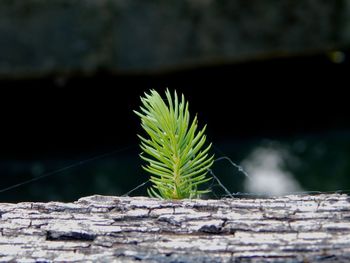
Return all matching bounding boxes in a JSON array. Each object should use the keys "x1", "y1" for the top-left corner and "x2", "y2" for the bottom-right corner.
[
  {"x1": 0, "y1": 0, "x2": 349, "y2": 78},
  {"x1": 242, "y1": 144, "x2": 303, "y2": 195}
]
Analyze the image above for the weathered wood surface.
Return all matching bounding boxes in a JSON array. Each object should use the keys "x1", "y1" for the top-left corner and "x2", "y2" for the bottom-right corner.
[{"x1": 1, "y1": 194, "x2": 350, "y2": 262}]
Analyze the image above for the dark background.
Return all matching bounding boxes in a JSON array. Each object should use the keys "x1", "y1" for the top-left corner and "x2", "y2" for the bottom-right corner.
[{"x1": 0, "y1": 51, "x2": 349, "y2": 202}]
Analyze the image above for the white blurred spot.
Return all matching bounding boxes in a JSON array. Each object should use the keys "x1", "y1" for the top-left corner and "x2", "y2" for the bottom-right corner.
[{"x1": 242, "y1": 144, "x2": 302, "y2": 195}]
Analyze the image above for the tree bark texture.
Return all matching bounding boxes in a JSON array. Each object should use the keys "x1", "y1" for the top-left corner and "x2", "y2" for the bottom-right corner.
[{"x1": 1, "y1": 194, "x2": 350, "y2": 262}]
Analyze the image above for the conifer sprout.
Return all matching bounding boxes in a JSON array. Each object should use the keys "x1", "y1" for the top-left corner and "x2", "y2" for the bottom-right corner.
[{"x1": 134, "y1": 89, "x2": 214, "y2": 199}]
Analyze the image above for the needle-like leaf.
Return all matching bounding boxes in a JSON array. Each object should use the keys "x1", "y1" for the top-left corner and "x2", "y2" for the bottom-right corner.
[{"x1": 135, "y1": 89, "x2": 214, "y2": 199}]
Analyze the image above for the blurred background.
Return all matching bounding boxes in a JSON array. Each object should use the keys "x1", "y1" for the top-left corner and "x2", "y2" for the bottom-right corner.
[{"x1": 0, "y1": 1, "x2": 349, "y2": 202}]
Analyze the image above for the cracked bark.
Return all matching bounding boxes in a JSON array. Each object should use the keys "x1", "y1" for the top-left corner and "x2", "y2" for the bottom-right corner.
[{"x1": 1, "y1": 194, "x2": 350, "y2": 262}]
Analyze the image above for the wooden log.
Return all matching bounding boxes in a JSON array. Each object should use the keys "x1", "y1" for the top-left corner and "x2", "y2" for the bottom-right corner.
[{"x1": 1, "y1": 194, "x2": 350, "y2": 262}]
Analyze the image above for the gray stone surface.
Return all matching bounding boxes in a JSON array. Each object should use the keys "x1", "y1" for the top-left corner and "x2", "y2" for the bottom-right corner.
[
  {"x1": 0, "y1": 0, "x2": 349, "y2": 78},
  {"x1": 1, "y1": 194, "x2": 350, "y2": 262}
]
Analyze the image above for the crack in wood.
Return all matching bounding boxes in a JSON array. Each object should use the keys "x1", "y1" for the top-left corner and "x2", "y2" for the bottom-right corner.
[
  {"x1": 1, "y1": 194, "x2": 350, "y2": 262},
  {"x1": 46, "y1": 231, "x2": 96, "y2": 241}
]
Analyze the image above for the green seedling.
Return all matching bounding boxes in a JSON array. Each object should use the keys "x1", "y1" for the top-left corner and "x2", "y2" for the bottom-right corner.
[{"x1": 134, "y1": 89, "x2": 214, "y2": 199}]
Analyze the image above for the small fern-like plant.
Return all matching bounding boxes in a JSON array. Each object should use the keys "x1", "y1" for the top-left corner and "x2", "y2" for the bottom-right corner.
[{"x1": 134, "y1": 89, "x2": 214, "y2": 199}]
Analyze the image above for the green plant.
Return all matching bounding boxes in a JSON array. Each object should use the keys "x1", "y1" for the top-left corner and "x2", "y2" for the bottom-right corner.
[{"x1": 134, "y1": 89, "x2": 214, "y2": 199}]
